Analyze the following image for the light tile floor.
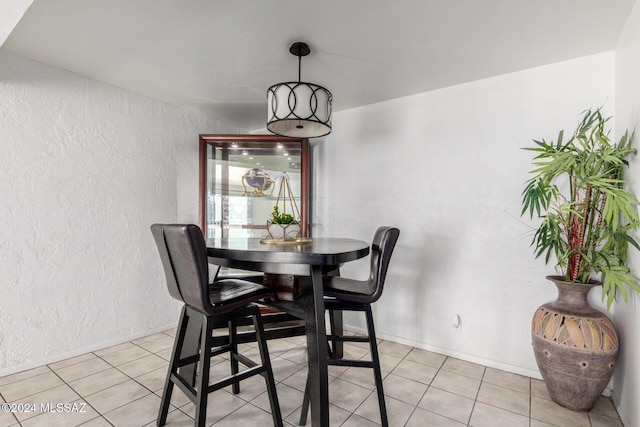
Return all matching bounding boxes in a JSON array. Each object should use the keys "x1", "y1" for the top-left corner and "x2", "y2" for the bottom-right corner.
[{"x1": 0, "y1": 329, "x2": 624, "y2": 427}]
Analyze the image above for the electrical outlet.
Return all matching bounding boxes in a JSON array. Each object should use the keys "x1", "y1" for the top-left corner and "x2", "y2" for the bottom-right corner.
[{"x1": 452, "y1": 314, "x2": 462, "y2": 331}]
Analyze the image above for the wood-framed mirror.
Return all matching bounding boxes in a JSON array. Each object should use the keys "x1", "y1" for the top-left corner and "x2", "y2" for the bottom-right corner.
[{"x1": 198, "y1": 134, "x2": 310, "y2": 239}]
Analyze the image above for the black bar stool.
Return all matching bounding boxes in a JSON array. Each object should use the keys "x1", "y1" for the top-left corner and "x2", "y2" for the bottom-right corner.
[
  {"x1": 150, "y1": 224, "x2": 283, "y2": 427},
  {"x1": 299, "y1": 226, "x2": 400, "y2": 427}
]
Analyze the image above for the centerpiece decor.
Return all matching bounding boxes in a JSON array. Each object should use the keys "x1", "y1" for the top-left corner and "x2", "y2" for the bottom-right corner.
[
  {"x1": 521, "y1": 108, "x2": 640, "y2": 411},
  {"x1": 261, "y1": 172, "x2": 309, "y2": 245},
  {"x1": 242, "y1": 168, "x2": 274, "y2": 196}
]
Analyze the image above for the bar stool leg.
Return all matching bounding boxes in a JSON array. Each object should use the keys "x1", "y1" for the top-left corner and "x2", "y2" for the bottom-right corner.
[
  {"x1": 365, "y1": 305, "x2": 388, "y2": 427},
  {"x1": 158, "y1": 306, "x2": 188, "y2": 426},
  {"x1": 252, "y1": 305, "x2": 283, "y2": 427},
  {"x1": 299, "y1": 374, "x2": 311, "y2": 426},
  {"x1": 195, "y1": 314, "x2": 213, "y2": 427},
  {"x1": 229, "y1": 318, "x2": 240, "y2": 394},
  {"x1": 328, "y1": 309, "x2": 336, "y2": 358}
]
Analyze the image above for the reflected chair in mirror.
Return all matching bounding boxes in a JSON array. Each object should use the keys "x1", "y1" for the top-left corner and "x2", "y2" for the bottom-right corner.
[
  {"x1": 299, "y1": 226, "x2": 400, "y2": 427},
  {"x1": 150, "y1": 224, "x2": 283, "y2": 427}
]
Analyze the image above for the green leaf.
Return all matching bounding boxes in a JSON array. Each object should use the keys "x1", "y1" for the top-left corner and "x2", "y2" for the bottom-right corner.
[{"x1": 521, "y1": 107, "x2": 640, "y2": 308}]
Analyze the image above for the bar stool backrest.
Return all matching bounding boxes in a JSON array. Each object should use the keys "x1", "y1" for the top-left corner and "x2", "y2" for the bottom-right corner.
[
  {"x1": 151, "y1": 224, "x2": 213, "y2": 315},
  {"x1": 367, "y1": 226, "x2": 400, "y2": 302}
]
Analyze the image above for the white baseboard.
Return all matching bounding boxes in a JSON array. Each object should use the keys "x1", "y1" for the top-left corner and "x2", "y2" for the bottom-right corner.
[
  {"x1": 0, "y1": 323, "x2": 177, "y2": 378},
  {"x1": 345, "y1": 325, "x2": 620, "y2": 399},
  {"x1": 344, "y1": 325, "x2": 543, "y2": 380},
  {"x1": 611, "y1": 391, "x2": 631, "y2": 427}
]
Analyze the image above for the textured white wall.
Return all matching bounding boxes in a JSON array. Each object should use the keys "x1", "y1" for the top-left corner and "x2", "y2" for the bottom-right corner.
[
  {"x1": 613, "y1": 1, "x2": 640, "y2": 425},
  {"x1": 0, "y1": 51, "x2": 241, "y2": 373},
  {"x1": 313, "y1": 52, "x2": 615, "y2": 377}
]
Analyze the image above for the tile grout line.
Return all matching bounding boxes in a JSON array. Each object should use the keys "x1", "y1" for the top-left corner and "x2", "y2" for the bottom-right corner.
[
  {"x1": 466, "y1": 364, "x2": 487, "y2": 426},
  {"x1": 0, "y1": 390, "x2": 21, "y2": 427},
  {"x1": 40, "y1": 366, "x2": 115, "y2": 427},
  {"x1": 61, "y1": 347, "x2": 170, "y2": 424},
  {"x1": 1, "y1": 330, "x2": 626, "y2": 427},
  {"x1": 210, "y1": 400, "x2": 271, "y2": 427},
  {"x1": 529, "y1": 375, "x2": 533, "y2": 427},
  {"x1": 399, "y1": 346, "x2": 431, "y2": 427}
]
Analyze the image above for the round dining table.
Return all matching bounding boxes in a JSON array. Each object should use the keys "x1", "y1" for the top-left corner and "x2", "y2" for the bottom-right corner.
[{"x1": 207, "y1": 237, "x2": 370, "y2": 427}]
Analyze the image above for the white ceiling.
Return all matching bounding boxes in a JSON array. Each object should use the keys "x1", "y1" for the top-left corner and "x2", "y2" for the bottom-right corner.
[{"x1": 2, "y1": 0, "x2": 636, "y2": 130}]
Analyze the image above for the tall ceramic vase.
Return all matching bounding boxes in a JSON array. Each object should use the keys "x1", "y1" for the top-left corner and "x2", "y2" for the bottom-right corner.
[{"x1": 531, "y1": 275, "x2": 619, "y2": 411}]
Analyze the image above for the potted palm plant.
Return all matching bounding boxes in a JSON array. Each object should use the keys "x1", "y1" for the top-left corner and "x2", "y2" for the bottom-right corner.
[{"x1": 521, "y1": 108, "x2": 640, "y2": 411}]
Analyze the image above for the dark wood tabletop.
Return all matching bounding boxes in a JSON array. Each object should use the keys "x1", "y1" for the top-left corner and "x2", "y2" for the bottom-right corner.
[
  {"x1": 206, "y1": 237, "x2": 370, "y2": 275},
  {"x1": 207, "y1": 237, "x2": 369, "y2": 263},
  {"x1": 205, "y1": 236, "x2": 370, "y2": 427}
]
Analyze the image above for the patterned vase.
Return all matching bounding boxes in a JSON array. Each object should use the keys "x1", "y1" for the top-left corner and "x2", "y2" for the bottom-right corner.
[{"x1": 531, "y1": 275, "x2": 618, "y2": 411}]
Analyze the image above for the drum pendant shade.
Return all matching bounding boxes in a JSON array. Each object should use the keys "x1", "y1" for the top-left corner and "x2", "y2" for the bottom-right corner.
[{"x1": 267, "y1": 42, "x2": 332, "y2": 138}]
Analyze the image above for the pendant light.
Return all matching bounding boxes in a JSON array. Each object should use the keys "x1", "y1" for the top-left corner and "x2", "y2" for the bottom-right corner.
[{"x1": 267, "y1": 42, "x2": 332, "y2": 138}]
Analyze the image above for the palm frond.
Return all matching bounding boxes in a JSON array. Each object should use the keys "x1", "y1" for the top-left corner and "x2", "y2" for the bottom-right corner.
[{"x1": 521, "y1": 108, "x2": 640, "y2": 308}]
